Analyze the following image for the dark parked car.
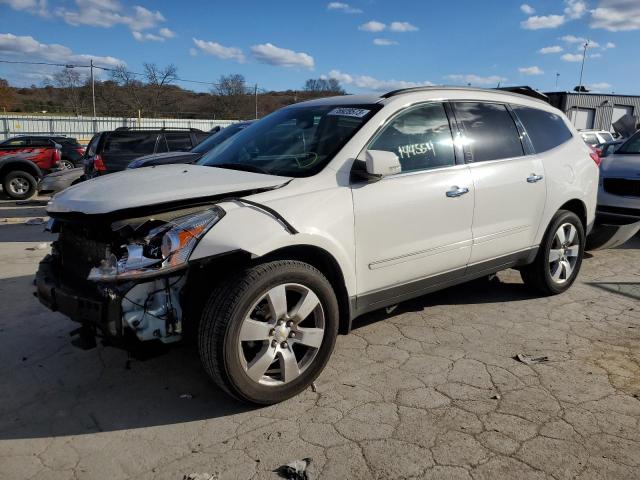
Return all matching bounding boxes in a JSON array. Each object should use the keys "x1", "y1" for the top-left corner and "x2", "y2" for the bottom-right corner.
[
  {"x1": 83, "y1": 127, "x2": 208, "y2": 178},
  {"x1": 0, "y1": 135, "x2": 84, "y2": 170},
  {"x1": 127, "y1": 121, "x2": 254, "y2": 169}
]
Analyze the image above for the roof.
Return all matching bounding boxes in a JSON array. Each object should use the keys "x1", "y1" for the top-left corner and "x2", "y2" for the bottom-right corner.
[{"x1": 545, "y1": 91, "x2": 640, "y2": 98}]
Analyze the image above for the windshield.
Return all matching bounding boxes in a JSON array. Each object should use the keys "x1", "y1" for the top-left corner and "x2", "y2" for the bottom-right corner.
[
  {"x1": 191, "y1": 123, "x2": 250, "y2": 154},
  {"x1": 198, "y1": 104, "x2": 380, "y2": 177},
  {"x1": 616, "y1": 131, "x2": 640, "y2": 154}
]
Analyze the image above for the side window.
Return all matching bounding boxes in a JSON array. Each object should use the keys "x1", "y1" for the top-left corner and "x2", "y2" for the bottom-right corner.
[
  {"x1": 28, "y1": 137, "x2": 52, "y2": 147},
  {"x1": 369, "y1": 103, "x2": 455, "y2": 173},
  {"x1": 4, "y1": 138, "x2": 28, "y2": 147},
  {"x1": 104, "y1": 133, "x2": 158, "y2": 154},
  {"x1": 86, "y1": 134, "x2": 101, "y2": 156},
  {"x1": 165, "y1": 133, "x2": 193, "y2": 151},
  {"x1": 194, "y1": 133, "x2": 210, "y2": 145},
  {"x1": 454, "y1": 102, "x2": 524, "y2": 162},
  {"x1": 511, "y1": 105, "x2": 573, "y2": 153}
]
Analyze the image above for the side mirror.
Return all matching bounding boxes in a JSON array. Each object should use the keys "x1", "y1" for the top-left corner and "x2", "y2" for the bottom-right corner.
[{"x1": 365, "y1": 149, "x2": 401, "y2": 178}]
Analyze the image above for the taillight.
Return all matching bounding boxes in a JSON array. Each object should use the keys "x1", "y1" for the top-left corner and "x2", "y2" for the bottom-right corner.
[
  {"x1": 76, "y1": 147, "x2": 85, "y2": 155},
  {"x1": 588, "y1": 145, "x2": 601, "y2": 166},
  {"x1": 93, "y1": 154, "x2": 106, "y2": 171},
  {"x1": 53, "y1": 148, "x2": 61, "y2": 165}
]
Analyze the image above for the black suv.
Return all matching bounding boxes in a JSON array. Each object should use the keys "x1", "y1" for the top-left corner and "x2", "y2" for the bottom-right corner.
[{"x1": 83, "y1": 127, "x2": 208, "y2": 178}]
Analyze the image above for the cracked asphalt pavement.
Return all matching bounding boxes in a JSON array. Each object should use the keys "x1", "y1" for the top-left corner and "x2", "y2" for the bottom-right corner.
[{"x1": 1, "y1": 198, "x2": 640, "y2": 479}]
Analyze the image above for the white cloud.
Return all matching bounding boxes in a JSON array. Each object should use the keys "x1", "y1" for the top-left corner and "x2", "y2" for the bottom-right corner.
[
  {"x1": 539, "y1": 45, "x2": 564, "y2": 53},
  {"x1": 561, "y1": 34, "x2": 587, "y2": 43},
  {"x1": 521, "y1": 14, "x2": 566, "y2": 29},
  {"x1": 389, "y1": 21, "x2": 418, "y2": 32},
  {"x1": 159, "y1": 27, "x2": 175, "y2": 38},
  {"x1": 327, "y1": 2, "x2": 362, "y2": 14},
  {"x1": 373, "y1": 38, "x2": 398, "y2": 46},
  {"x1": 359, "y1": 20, "x2": 386, "y2": 32},
  {"x1": 251, "y1": 43, "x2": 314, "y2": 69},
  {"x1": 188, "y1": 47, "x2": 197, "y2": 56},
  {"x1": 590, "y1": 52, "x2": 603, "y2": 57},
  {"x1": 591, "y1": 0, "x2": 640, "y2": 31},
  {"x1": 132, "y1": 31, "x2": 164, "y2": 42},
  {"x1": 520, "y1": 4, "x2": 535, "y2": 14},
  {"x1": 445, "y1": 74, "x2": 507, "y2": 86},
  {"x1": 0, "y1": 0, "x2": 47, "y2": 16},
  {"x1": 192, "y1": 38, "x2": 245, "y2": 63},
  {"x1": 519, "y1": 66, "x2": 544, "y2": 75},
  {"x1": 605, "y1": 41, "x2": 616, "y2": 48},
  {"x1": 55, "y1": 1, "x2": 166, "y2": 32},
  {"x1": 323, "y1": 69, "x2": 434, "y2": 91},
  {"x1": 564, "y1": 0, "x2": 587, "y2": 19},
  {"x1": 0, "y1": 32, "x2": 123, "y2": 67},
  {"x1": 561, "y1": 53, "x2": 583, "y2": 61}
]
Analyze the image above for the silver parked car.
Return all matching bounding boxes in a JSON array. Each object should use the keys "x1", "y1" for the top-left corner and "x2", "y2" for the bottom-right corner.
[{"x1": 598, "y1": 131, "x2": 640, "y2": 222}]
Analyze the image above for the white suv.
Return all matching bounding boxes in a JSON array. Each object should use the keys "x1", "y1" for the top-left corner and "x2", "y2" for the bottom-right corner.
[{"x1": 37, "y1": 87, "x2": 599, "y2": 404}]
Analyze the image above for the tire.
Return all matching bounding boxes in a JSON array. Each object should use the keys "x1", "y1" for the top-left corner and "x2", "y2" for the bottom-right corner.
[
  {"x1": 60, "y1": 159, "x2": 75, "y2": 170},
  {"x1": 198, "y1": 260, "x2": 339, "y2": 405},
  {"x1": 520, "y1": 210, "x2": 585, "y2": 295},
  {"x1": 3, "y1": 170, "x2": 37, "y2": 200}
]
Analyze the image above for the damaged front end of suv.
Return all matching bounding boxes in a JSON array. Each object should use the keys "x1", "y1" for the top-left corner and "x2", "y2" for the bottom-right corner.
[{"x1": 36, "y1": 205, "x2": 225, "y2": 348}]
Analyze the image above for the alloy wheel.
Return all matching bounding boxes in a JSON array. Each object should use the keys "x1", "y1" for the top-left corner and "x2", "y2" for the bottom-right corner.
[
  {"x1": 8, "y1": 177, "x2": 30, "y2": 195},
  {"x1": 238, "y1": 283, "x2": 325, "y2": 386},
  {"x1": 61, "y1": 160, "x2": 75, "y2": 170},
  {"x1": 548, "y1": 222, "x2": 580, "y2": 284}
]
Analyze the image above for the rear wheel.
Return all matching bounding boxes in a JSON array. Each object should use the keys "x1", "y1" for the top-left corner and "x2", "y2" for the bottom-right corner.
[
  {"x1": 520, "y1": 210, "x2": 585, "y2": 295},
  {"x1": 198, "y1": 260, "x2": 339, "y2": 405},
  {"x1": 3, "y1": 170, "x2": 37, "y2": 200},
  {"x1": 60, "y1": 159, "x2": 75, "y2": 170}
]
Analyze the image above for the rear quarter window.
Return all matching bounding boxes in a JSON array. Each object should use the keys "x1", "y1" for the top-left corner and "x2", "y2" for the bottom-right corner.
[{"x1": 512, "y1": 106, "x2": 574, "y2": 153}]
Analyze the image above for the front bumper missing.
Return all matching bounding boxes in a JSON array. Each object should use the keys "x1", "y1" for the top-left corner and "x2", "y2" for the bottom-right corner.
[{"x1": 36, "y1": 255, "x2": 122, "y2": 337}]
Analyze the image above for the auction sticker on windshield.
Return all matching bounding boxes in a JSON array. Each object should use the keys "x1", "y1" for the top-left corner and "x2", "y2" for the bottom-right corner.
[{"x1": 327, "y1": 108, "x2": 370, "y2": 118}]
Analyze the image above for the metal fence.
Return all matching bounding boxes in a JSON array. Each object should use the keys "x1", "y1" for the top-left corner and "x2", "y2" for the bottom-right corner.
[{"x1": 0, "y1": 115, "x2": 238, "y2": 143}]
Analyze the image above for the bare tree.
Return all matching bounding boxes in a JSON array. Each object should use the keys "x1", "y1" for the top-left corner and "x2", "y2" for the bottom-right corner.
[
  {"x1": 212, "y1": 74, "x2": 251, "y2": 118},
  {"x1": 0, "y1": 78, "x2": 16, "y2": 112},
  {"x1": 303, "y1": 78, "x2": 345, "y2": 96},
  {"x1": 52, "y1": 68, "x2": 86, "y2": 115},
  {"x1": 143, "y1": 63, "x2": 178, "y2": 116},
  {"x1": 110, "y1": 64, "x2": 145, "y2": 115}
]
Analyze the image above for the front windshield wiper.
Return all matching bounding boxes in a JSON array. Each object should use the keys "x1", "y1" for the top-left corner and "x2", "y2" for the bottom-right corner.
[{"x1": 211, "y1": 162, "x2": 271, "y2": 174}]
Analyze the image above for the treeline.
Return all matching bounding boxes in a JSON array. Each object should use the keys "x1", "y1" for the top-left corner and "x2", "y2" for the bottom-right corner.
[{"x1": 0, "y1": 64, "x2": 346, "y2": 120}]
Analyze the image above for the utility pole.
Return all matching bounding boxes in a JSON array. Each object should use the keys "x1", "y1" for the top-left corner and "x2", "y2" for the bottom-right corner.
[
  {"x1": 555, "y1": 73, "x2": 560, "y2": 89},
  {"x1": 572, "y1": 40, "x2": 589, "y2": 126},
  {"x1": 90, "y1": 59, "x2": 96, "y2": 118},
  {"x1": 254, "y1": 83, "x2": 258, "y2": 119}
]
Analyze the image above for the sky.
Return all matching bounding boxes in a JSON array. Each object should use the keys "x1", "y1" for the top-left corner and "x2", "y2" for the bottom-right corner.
[{"x1": 0, "y1": 0, "x2": 639, "y2": 95}]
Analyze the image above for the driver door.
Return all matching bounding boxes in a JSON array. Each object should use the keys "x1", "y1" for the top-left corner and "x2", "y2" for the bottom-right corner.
[{"x1": 352, "y1": 102, "x2": 474, "y2": 309}]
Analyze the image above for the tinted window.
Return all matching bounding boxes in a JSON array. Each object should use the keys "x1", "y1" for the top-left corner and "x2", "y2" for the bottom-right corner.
[
  {"x1": 454, "y1": 102, "x2": 524, "y2": 162},
  {"x1": 29, "y1": 137, "x2": 52, "y2": 147},
  {"x1": 86, "y1": 134, "x2": 101, "y2": 156},
  {"x1": 617, "y1": 131, "x2": 640, "y2": 154},
  {"x1": 104, "y1": 133, "x2": 158, "y2": 154},
  {"x1": 52, "y1": 137, "x2": 80, "y2": 146},
  {"x1": 512, "y1": 106, "x2": 573, "y2": 153},
  {"x1": 2, "y1": 138, "x2": 27, "y2": 146},
  {"x1": 192, "y1": 123, "x2": 250, "y2": 154},
  {"x1": 194, "y1": 133, "x2": 210, "y2": 145},
  {"x1": 165, "y1": 133, "x2": 193, "y2": 151},
  {"x1": 369, "y1": 103, "x2": 455, "y2": 173}
]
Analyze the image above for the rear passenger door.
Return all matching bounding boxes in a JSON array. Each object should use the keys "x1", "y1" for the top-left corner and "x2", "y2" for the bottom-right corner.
[
  {"x1": 163, "y1": 132, "x2": 194, "y2": 152},
  {"x1": 102, "y1": 133, "x2": 159, "y2": 172},
  {"x1": 452, "y1": 102, "x2": 546, "y2": 265}
]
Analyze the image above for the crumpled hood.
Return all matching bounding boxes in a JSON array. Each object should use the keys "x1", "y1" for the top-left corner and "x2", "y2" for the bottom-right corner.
[
  {"x1": 48, "y1": 164, "x2": 290, "y2": 215},
  {"x1": 600, "y1": 154, "x2": 640, "y2": 178},
  {"x1": 127, "y1": 151, "x2": 202, "y2": 169}
]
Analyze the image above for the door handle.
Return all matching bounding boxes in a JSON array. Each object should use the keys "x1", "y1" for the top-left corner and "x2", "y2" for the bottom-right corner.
[
  {"x1": 446, "y1": 186, "x2": 469, "y2": 198},
  {"x1": 527, "y1": 174, "x2": 544, "y2": 183}
]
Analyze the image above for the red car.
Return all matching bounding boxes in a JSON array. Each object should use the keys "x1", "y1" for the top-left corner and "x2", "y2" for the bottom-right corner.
[{"x1": 0, "y1": 137, "x2": 61, "y2": 199}]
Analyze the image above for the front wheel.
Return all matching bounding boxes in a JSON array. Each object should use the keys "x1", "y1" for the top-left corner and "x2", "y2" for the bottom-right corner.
[
  {"x1": 198, "y1": 260, "x2": 339, "y2": 405},
  {"x1": 3, "y1": 170, "x2": 37, "y2": 200},
  {"x1": 520, "y1": 210, "x2": 585, "y2": 295},
  {"x1": 60, "y1": 159, "x2": 75, "y2": 170}
]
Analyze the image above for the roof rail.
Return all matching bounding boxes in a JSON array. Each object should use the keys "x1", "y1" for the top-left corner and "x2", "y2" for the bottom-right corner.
[
  {"x1": 380, "y1": 85, "x2": 549, "y2": 104},
  {"x1": 114, "y1": 126, "x2": 204, "y2": 132}
]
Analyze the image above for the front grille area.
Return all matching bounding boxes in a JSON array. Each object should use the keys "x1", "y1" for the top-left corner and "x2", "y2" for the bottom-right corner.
[
  {"x1": 603, "y1": 178, "x2": 640, "y2": 197},
  {"x1": 58, "y1": 223, "x2": 112, "y2": 285}
]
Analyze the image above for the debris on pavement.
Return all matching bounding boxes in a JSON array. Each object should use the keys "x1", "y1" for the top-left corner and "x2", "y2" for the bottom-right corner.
[
  {"x1": 491, "y1": 394, "x2": 501, "y2": 400},
  {"x1": 179, "y1": 393, "x2": 193, "y2": 399},
  {"x1": 310, "y1": 381, "x2": 317, "y2": 393},
  {"x1": 24, "y1": 218, "x2": 45, "y2": 225},
  {"x1": 183, "y1": 473, "x2": 218, "y2": 480},
  {"x1": 514, "y1": 353, "x2": 549, "y2": 365},
  {"x1": 274, "y1": 458, "x2": 312, "y2": 480},
  {"x1": 25, "y1": 242, "x2": 48, "y2": 251}
]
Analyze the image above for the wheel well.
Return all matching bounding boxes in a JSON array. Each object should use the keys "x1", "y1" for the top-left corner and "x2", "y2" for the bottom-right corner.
[
  {"x1": 262, "y1": 245, "x2": 352, "y2": 335},
  {"x1": 559, "y1": 199, "x2": 587, "y2": 229},
  {"x1": 0, "y1": 162, "x2": 40, "y2": 182}
]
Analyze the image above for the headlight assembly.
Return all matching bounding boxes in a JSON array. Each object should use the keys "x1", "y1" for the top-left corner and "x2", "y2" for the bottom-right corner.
[{"x1": 88, "y1": 207, "x2": 225, "y2": 282}]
